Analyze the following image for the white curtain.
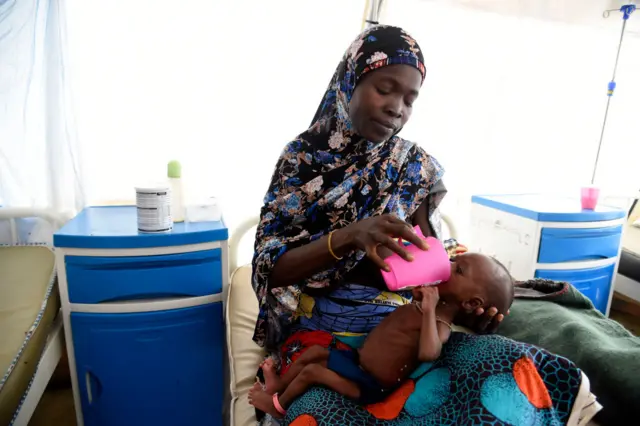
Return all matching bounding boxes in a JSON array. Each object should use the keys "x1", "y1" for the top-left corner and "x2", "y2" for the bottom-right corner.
[
  {"x1": 0, "y1": 0, "x2": 84, "y2": 213},
  {"x1": 63, "y1": 0, "x2": 366, "y2": 233}
]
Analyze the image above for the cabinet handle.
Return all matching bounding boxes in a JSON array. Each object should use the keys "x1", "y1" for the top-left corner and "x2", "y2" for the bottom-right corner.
[
  {"x1": 85, "y1": 372, "x2": 93, "y2": 404},
  {"x1": 85, "y1": 370, "x2": 102, "y2": 405}
]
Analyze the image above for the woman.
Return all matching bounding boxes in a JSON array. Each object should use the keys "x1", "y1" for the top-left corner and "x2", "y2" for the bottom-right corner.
[{"x1": 252, "y1": 25, "x2": 504, "y2": 423}]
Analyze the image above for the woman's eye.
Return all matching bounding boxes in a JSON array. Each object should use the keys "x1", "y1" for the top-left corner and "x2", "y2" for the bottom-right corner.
[
  {"x1": 404, "y1": 96, "x2": 416, "y2": 108},
  {"x1": 376, "y1": 87, "x2": 391, "y2": 95}
]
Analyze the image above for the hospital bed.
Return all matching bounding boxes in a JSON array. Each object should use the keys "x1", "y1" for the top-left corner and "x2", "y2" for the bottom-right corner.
[
  {"x1": 0, "y1": 208, "x2": 70, "y2": 426},
  {"x1": 616, "y1": 199, "x2": 640, "y2": 303},
  {"x1": 224, "y1": 214, "x2": 600, "y2": 426}
]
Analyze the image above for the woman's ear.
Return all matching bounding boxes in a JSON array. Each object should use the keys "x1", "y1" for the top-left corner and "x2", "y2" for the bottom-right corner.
[{"x1": 462, "y1": 297, "x2": 484, "y2": 313}]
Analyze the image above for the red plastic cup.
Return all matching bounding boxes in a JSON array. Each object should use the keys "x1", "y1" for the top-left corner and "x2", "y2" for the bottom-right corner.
[{"x1": 581, "y1": 186, "x2": 600, "y2": 210}]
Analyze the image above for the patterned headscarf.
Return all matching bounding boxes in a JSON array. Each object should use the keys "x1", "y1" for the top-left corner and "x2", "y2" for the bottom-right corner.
[{"x1": 252, "y1": 25, "x2": 444, "y2": 350}]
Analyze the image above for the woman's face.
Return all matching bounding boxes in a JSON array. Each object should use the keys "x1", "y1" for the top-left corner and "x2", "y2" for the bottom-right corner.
[{"x1": 349, "y1": 64, "x2": 422, "y2": 143}]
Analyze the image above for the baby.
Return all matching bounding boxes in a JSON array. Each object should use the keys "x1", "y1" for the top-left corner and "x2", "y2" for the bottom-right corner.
[{"x1": 249, "y1": 252, "x2": 514, "y2": 419}]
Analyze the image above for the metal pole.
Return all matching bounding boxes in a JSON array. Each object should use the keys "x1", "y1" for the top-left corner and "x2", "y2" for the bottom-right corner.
[
  {"x1": 592, "y1": 4, "x2": 636, "y2": 184},
  {"x1": 364, "y1": 0, "x2": 385, "y2": 29}
]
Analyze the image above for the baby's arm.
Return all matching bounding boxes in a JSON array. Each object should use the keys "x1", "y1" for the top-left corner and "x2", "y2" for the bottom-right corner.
[{"x1": 417, "y1": 287, "x2": 450, "y2": 362}]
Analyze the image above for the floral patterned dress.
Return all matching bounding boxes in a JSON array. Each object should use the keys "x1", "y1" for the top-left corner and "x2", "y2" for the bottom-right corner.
[{"x1": 252, "y1": 25, "x2": 444, "y2": 354}]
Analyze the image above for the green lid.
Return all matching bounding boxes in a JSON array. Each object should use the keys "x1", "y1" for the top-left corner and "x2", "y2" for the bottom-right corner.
[{"x1": 167, "y1": 160, "x2": 181, "y2": 178}]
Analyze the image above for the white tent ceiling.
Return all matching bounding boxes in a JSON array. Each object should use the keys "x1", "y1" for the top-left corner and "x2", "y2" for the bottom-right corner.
[{"x1": 412, "y1": 0, "x2": 640, "y2": 33}]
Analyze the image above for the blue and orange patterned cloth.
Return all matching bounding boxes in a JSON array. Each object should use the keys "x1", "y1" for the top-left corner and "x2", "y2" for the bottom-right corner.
[{"x1": 283, "y1": 332, "x2": 583, "y2": 426}]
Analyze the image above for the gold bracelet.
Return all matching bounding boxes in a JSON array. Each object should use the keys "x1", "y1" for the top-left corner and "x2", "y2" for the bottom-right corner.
[{"x1": 327, "y1": 231, "x2": 343, "y2": 260}]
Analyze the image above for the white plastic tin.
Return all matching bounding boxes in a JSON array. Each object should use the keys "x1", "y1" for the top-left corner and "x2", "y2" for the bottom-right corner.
[{"x1": 135, "y1": 186, "x2": 172, "y2": 233}]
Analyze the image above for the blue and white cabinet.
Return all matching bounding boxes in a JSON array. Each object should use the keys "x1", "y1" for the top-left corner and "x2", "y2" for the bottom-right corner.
[
  {"x1": 470, "y1": 194, "x2": 626, "y2": 315},
  {"x1": 54, "y1": 206, "x2": 229, "y2": 426}
]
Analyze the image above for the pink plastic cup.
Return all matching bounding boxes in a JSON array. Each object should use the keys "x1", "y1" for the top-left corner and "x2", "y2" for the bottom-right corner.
[
  {"x1": 581, "y1": 186, "x2": 600, "y2": 210},
  {"x1": 380, "y1": 225, "x2": 452, "y2": 291}
]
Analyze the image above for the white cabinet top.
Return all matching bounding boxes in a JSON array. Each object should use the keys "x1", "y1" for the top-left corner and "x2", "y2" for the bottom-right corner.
[
  {"x1": 54, "y1": 206, "x2": 228, "y2": 249},
  {"x1": 472, "y1": 194, "x2": 626, "y2": 223}
]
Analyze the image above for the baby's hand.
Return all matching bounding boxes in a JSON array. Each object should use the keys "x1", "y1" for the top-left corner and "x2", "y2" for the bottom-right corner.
[{"x1": 419, "y1": 286, "x2": 439, "y2": 311}]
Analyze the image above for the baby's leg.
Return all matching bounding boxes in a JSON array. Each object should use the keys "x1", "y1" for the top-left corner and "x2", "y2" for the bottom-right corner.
[
  {"x1": 276, "y1": 345, "x2": 330, "y2": 391},
  {"x1": 260, "y1": 345, "x2": 329, "y2": 395},
  {"x1": 259, "y1": 358, "x2": 280, "y2": 394},
  {"x1": 262, "y1": 345, "x2": 330, "y2": 395},
  {"x1": 249, "y1": 383, "x2": 281, "y2": 418},
  {"x1": 249, "y1": 363, "x2": 360, "y2": 419},
  {"x1": 279, "y1": 363, "x2": 360, "y2": 407}
]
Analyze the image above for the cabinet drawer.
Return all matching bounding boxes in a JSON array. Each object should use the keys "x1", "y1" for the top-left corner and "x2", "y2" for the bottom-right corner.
[
  {"x1": 537, "y1": 226, "x2": 622, "y2": 263},
  {"x1": 71, "y1": 303, "x2": 223, "y2": 426},
  {"x1": 65, "y1": 249, "x2": 222, "y2": 304},
  {"x1": 535, "y1": 263, "x2": 614, "y2": 313}
]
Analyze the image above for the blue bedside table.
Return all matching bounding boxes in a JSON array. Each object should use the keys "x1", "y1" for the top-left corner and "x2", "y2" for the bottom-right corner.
[
  {"x1": 470, "y1": 194, "x2": 627, "y2": 315},
  {"x1": 54, "y1": 206, "x2": 228, "y2": 426}
]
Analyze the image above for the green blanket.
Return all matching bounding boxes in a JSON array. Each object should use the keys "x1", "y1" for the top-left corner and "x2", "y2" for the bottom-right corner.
[{"x1": 500, "y1": 279, "x2": 640, "y2": 425}]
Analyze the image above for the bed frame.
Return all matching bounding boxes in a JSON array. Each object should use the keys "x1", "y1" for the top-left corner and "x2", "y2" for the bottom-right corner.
[{"x1": 0, "y1": 208, "x2": 71, "y2": 426}]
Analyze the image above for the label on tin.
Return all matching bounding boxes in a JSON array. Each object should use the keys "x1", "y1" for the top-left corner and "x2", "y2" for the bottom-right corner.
[{"x1": 136, "y1": 189, "x2": 172, "y2": 233}]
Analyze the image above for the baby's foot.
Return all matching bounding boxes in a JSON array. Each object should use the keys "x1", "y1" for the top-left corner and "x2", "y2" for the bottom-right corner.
[
  {"x1": 248, "y1": 382, "x2": 284, "y2": 419},
  {"x1": 260, "y1": 358, "x2": 282, "y2": 394}
]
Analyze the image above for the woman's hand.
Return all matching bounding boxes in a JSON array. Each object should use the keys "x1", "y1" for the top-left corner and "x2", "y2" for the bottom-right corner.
[
  {"x1": 344, "y1": 214, "x2": 429, "y2": 271},
  {"x1": 460, "y1": 307, "x2": 510, "y2": 334}
]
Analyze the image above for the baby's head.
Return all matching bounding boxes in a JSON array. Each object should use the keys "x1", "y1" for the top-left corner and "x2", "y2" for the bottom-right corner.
[{"x1": 439, "y1": 253, "x2": 514, "y2": 316}]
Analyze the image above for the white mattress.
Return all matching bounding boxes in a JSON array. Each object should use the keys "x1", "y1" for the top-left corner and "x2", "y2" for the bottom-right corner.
[
  {"x1": 226, "y1": 265, "x2": 264, "y2": 426},
  {"x1": 0, "y1": 245, "x2": 58, "y2": 424}
]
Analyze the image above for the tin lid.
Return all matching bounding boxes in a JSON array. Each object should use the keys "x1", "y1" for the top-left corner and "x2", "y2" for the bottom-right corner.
[{"x1": 135, "y1": 184, "x2": 170, "y2": 193}]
